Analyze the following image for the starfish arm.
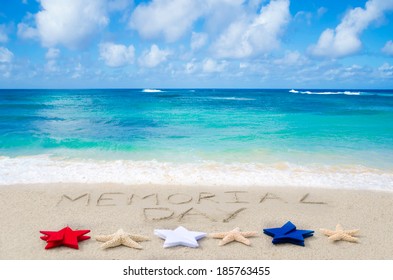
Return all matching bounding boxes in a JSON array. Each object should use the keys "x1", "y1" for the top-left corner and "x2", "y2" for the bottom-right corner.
[
  {"x1": 328, "y1": 233, "x2": 348, "y2": 241},
  {"x1": 210, "y1": 233, "x2": 227, "y2": 239},
  {"x1": 100, "y1": 237, "x2": 122, "y2": 249},
  {"x1": 320, "y1": 229, "x2": 336, "y2": 236},
  {"x1": 242, "y1": 231, "x2": 259, "y2": 237},
  {"x1": 130, "y1": 234, "x2": 150, "y2": 242},
  {"x1": 219, "y1": 235, "x2": 235, "y2": 246},
  {"x1": 95, "y1": 234, "x2": 113, "y2": 242},
  {"x1": 342, "y1": 235, "x2": 359, "y2": 243},
  {"x1": 344, "y1": 229, "x2": 360, "y2": 235},
  {"x1": 235, "y1": 235, "x2": 252, "y2": 246},
  {"x1": 327, "y1": 233, "x2": 340, "y2": 241},
  {"x1": 123, "y1": 237, "x2": 143, "y2": 249}
]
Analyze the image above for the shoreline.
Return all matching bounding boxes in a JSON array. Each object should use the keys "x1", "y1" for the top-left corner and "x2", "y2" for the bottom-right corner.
[
  {"x1": 1, "y1": 183, "x2": 392, "y2": 259},
  {"x1": 1, "y1": 155, "x2": 393, "y2": 190}
]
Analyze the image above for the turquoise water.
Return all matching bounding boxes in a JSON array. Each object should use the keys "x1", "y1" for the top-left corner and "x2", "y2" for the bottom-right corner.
[{"x1": 1, "y1": 88, "x2": 393, "y2": 188}]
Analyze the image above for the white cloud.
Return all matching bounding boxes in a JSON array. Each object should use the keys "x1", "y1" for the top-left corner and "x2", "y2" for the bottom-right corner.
[
  {"x1": 20, "y1": 0, "x2": 109, "y2": 49},
  {"x1": 129, "y1": 0, "x2": 205, "y2": 42},
  {"x1": 191, "y1": 32, "x2": 208, "y2": 50},
  {"x1": 317, "y1": 7, "x2": 327, "y2": 18},
  {"x1": 17, "y1": 17, "x2": 39, "y2": 40},
  {"x1": 0, "y1": 64, "x2": 11, "y2": 78},
  {"x1": 129, "y1": 0, "x2": 244, "y2": 43},
  {"x1": 203, "y1": 0, "x2": 244, "y2": 34},
  {"x1": 45, "y1": 48, "x2": 60, "y2": 60},
  {"x1": 274, "y1": 51, "x2": 308, "y2": 66},
  {"x1": 212, "y1": 0, "x2": 290, "y2": 58},
  {"x1": 139, "y1": 44, "x2": 170, "y2": 68},
  {"x1": 202, "y1": 58, "x2": 227, "y2": 73},
  {"x1": 294, "y1": 11, "x2": 312, "y2": 25},
  {"x1": 382, "y1": 40, "x2": 393, "y2": 56},
  {"x1": 44, "y1": 48, "x2": 60, "y2": 72},
  {"x1": 310, "y1": 0, "x2": 393, "y2": 58},
  {"x1": 0, "y1": 25, "x2": 8, "y2": 43},
  {"x1": 378, "y1": 63, "x2": 393, "y2": 77},
  {"x1": 99, "y1": 42, "x2": 135, "y2": 67},
  {"x1": 0, "y1": 47, "x2": 14, "y2": 63},
  {"x1": 45, "y1": 60, "x2": 58, "y2": 72},
  {"x1": 185, "y1": 60, "x2": 197, "y2": 74},
  {"x1": 72, "y1": 63, "x2": 84, "y2": 79}
]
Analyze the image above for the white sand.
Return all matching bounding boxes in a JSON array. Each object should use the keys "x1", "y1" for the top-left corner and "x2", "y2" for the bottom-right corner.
[{"x1": 0, "y1": 184, "x2": 392, "y2": 259}]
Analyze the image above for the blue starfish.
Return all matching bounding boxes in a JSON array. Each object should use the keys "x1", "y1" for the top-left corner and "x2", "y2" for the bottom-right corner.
[{"x1": 263, "y1": 221, "x2": 314, "y2": 246}]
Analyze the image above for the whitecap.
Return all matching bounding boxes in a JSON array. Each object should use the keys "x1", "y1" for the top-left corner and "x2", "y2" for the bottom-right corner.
[
  {"x1": 142, "y1": 89, "x2": 163, "y2": 93},
  {"x1": 342, "y1": 91, "x2": 361, "y2": 95},
  {"x1": 296, "y1": 90, "x2": 361, "y2": 95},
  {"x1": 207, "y1": 97, "x2": 256, "y2": 101}
]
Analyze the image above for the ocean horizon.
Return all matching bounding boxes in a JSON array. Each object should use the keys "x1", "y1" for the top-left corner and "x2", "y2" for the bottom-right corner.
[{"x1": 1, "y1": 88, "x2": 393, "y2": 190}]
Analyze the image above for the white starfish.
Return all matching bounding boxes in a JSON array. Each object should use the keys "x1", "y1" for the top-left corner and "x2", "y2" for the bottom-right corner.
[
  {"x1": 210, "y1": 227, "x2": 259, "y2": 246},
  {"x1": 95, "y1": 229, "x2": 149, "y2": 249},
  {"x1": 154, "y1": 226, "x2": 206, "y2": 248},
  {"x1": 320, "y1": 224, "x2": 359, "y2": 243}
]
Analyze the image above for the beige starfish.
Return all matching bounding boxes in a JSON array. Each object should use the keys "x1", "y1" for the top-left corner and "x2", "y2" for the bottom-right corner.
[
  {"x1": 210, "y1": 227, "x2": 259, "y2": 246},
  {"x1": 95, "y1": 229, "x2": 149, "y2": 249},
  {"x1": 320, "y1": 224, "x2": 359, "y2": 243}
]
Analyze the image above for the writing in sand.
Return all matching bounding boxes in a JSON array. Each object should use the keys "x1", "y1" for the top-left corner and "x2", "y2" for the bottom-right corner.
[{"x1": 57, "y1": 191, "x2": 327, "y2": 223}]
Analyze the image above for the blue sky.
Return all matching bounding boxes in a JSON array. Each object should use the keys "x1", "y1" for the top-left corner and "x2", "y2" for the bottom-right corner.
[{"x1": 0, "y1": 0, "x2": 393, "y2": 89}]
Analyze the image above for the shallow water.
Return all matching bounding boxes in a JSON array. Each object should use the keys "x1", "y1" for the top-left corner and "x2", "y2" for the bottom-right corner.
[{"x1": 1, "y1": 88, "x2": 392, "y2": 189}]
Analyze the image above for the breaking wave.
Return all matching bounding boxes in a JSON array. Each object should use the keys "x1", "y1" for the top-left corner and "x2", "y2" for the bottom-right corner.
[
  {"x1": 142, "y1": 89, "x2": 163, "y2": 93},
  {"x1": 207, "y1": 97, "x2": 256, "y2": 101},
  {"x1": 0, "y1": 155, "x2": 392, "y2": 191},
  {"x1": 289, "y1": 89, "x2": 361, "y2": 95}
]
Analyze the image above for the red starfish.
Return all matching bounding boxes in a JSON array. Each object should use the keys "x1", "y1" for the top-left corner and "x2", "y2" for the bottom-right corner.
[{"x1": 40, "y1": 226, "x2": 90, "y2": 249}]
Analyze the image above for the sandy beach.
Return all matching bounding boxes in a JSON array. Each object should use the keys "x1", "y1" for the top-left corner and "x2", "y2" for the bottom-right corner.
[{"x1": 0, "y1": 184, "x2": 392, "y2": 260}]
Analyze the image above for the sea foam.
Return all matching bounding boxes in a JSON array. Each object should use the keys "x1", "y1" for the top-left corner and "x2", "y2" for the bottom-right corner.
[
  {"x1": 142, "y1": 89, "x2": 163, "y2": 93},
  {"x1": 289, "y1": 89, "x2": 393, "y2": 97},
  {"x1": 1, "y1": 155, "x2": 392, "y2": 191},
  {"x1": 207, "y1": 97, "x2": 256, "y2": 101},
  {"x1": 289, "y1": 89, "x2": 361, "y2": 95}
]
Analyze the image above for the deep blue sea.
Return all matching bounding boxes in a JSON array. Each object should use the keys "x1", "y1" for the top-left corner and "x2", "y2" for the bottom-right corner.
[{"x1": 1, "y1": 88, "x2": 392, "y2": 189}]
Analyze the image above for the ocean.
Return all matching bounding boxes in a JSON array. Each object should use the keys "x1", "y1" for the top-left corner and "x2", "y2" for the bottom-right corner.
[{"x1": 1, "y1": 88, "x2": 392, "y2": 190}]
